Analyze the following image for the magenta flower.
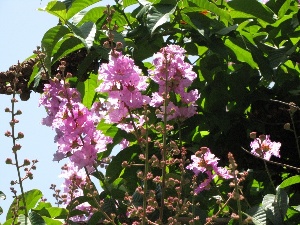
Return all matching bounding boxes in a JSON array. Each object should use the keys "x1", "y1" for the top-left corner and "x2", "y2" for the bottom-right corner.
[
  {"x1": 59, "y1": 162, "x2": 94, "y2": 222},
  {"x1": 39, "y1": 79, "x2": 112, "y2": 169},
  {"x1": 186, "y1": 147, "x2": 232, "y2": 194},
  {"x1": 95, "y1": 51, "x2": 150, "y2": 132},
  {"x1": 149, "y1": 45, "x2": 200, "y2": 121},
  {"x1": 250, "y1": 135, "x2": 281, "y2": 160}
]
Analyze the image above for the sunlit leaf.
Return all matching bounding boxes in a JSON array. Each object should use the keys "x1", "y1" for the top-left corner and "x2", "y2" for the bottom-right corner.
[
  {"x1": 224, "y1": 37, "x2": 258, "y2": 68},
  {"x1": 146, "y1": 4, "x2": 177, "y2": 34},
  {"x1": 40, "y1": 1, "x2": 67, "y2": 23},
  {"x1": 189, "y1": 0, "x2": 233, "y2": 24},
  {"x1": 66, "y1": 0, "x2": 100, "y2": 20},
  {"x1": 228, "y1": 0, "x2": 275, "y2": 24},
  {"x1": 280, "y1": 175, "x2": 300, "y2": 189},
  {"x1": 6, "y1": 189, "x2": 43, "y2": 221}
]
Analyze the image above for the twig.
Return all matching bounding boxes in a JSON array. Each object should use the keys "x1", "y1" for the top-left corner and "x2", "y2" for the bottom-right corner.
[{"x1": 241, "y1": 147, "x2": 300, "y2": 172}]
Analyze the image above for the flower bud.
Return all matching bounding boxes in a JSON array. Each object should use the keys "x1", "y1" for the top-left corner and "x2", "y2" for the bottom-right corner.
[
  {"x1": 4, "y1": 130, "x2": 11, "y2": 137},
  {"x1": 17, "y1": 132, "x2": 24, "y2": 139},
  {"x1": 116, "y1": 42, "x2": 123, "y2": 49},
  {"x1": 12, "y1": 144, "x2": 22, "y2": 152},
  {"x1": 259, "y1": 134, "x2": 266, "y2": 142},
  {"x1": 23, "y1": 159, "x2": 30, "y2": 166},
  {"x1": 284, "y1": 123, "x2": 291, "y2": 130},
  {"x1": 249, "y1": 132, "x2": 257, "y2": 139},
  {"x1": 5, "y1": 158, "x2": 13, "y2": 164},
  {"x1": 289, "y1": 102, "x2": 297, "y2": 113}
]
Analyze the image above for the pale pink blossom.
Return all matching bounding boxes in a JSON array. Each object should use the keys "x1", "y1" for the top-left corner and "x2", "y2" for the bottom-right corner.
[{"x1": 250, "y1": 135, "x2": 281, "y2": 160}]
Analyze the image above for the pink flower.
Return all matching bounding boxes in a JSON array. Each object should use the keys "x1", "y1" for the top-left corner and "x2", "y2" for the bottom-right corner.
[
  {"x1": 187, "y1": 147, "x2": 232, "y2": 193},
  {"x1": 95, "y1": 51, "x2": 150, "y2": 130},
  {"x1": 59, "y1": 162, "x2": 94, "y2": 222},
  {"x1": 250, "y1": 135, "x2": 281, "y2": 160},
  {"x1": 40, "y1": 79, "x2": 112, "y2": 169},
  {"x1": 149, "y1": 45, "x2": 200, "y2": 121}
]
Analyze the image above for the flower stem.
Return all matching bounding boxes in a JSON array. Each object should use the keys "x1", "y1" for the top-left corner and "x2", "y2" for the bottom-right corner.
[
  {"x1": 142, "y1": 106, "x2": 149, "y2": 225},
  {"x1": 11, "y1": 72, "x2": 28, "y2": 223},
  {"x1": 264, "y1": 160, "x2": 276, "y2": 193},
  {"x1": 289, "y1": 111, "x2": 300, "y2": 161}
]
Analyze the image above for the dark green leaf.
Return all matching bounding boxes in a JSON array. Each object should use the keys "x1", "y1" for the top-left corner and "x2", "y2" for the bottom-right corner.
[
  {"x1": 51, "y1": 36, "x2": 85, "y2": 64},
  {"x1": 41, "y1": 25, "x2": 70, "y2": 70},
  {"x1": 87, "y1": 211, "x2": 103, "y2": 225},
  {"x1": 215, "y1": 24, "x2": 238, "y2": 36},
  {"x1": 106, "y1": 145, "x2": 141, "y2": 184},
  {"x1": 276, "y1": 187, "x2": 289, "y2": 219},
  {"x1": 228, "y1": 0, "x2": 275, "y2": 24}
]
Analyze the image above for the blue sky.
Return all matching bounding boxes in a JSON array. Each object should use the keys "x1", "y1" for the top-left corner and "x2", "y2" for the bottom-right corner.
[{"x1": 0, "y1": 0, "x2": 111, "y2": 222}]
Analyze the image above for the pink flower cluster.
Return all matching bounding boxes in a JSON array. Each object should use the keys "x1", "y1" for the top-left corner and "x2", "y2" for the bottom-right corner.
[
  {"x1": 95, "y1": 51, "x2": 150, "y2": 131},
  {"x1": 59, "y1": 162, "x2": 94, "y2": 221},
  {"x1": 39, "y1": 78, "x2": 112, "y2": 169},
  {"x1": 186, "y1": 147, "x2": 232, "y2": 193},
  {"x1": 149, "y1": 45, "x2": 200, "y2": 121},
  {"x1": 250, "y1": 134, "x2": 281, "y2": 160}
]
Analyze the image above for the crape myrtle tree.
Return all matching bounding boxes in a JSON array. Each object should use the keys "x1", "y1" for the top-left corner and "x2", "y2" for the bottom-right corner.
[{"x1": 1, "y1": 0, "x2": 300, "y2": 224}]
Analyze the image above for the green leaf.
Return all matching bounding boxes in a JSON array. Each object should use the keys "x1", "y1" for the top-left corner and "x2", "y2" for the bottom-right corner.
[
  {"x1": 123, "y1": 0, "x2": 138, "y2": 8},
  {"x1": 66, "y1": 0, "x2": 100, "y2": 20},
  {"x1": 0, "y1": 191, "x2": 6, "y2": 200},
  {"x1": 51, "y1": 36, "x2": 85, "y2": 64},
  {"x1": 278, "y1": 0, "x2": 291, "y2": 19},
  {"x1": 276, "y1": 187, "x2": 289, "y2": 219},
  {"x1": 6, "y1": 189, "x2": 43, "y2": 221},
  {"x1": 40, "y1": 1, "x2": 67, "y2": 24},
  {"x1": 246, "y1": 206, "x2": 267, "y2": 225},
  {"x1": 76, "y1": 7, "x2": 107, "y2": 27},
  {"x1": 106, "y1": 145, "x2": 141, "y2": 184},
  {"x1": 146, "y1": 4, "x2": 177, "y2": 34},
  {"x1": 189, "y1": 0, "x2": 233, "y2": 24},
  {"x1": 87, "y1": 211, "x2": 103, "y2": 225},
  {"x1": 46, "y1": 207, "x2": 68, "y2": 219},
  {"x1": 224, "y1": 37, "x2": 258, "y2": 68},
  {"x1": 262, "y1": 194, "x2": 285, "y2": 225},
  {"x1": 67, "y1": 21, "x2": 97, "y2": 49},
  {"x1": 42, "y1": 217, "x2": 64, "y2": 225},
  {"x1": 268, "y1": 44, "x2": 298, "y2": 69},
  {"x1": 18, "y1": 211, "x2": 46, "y2": 225},
  {"x1": 228, "y1": 0, "x2": 275, "y2": 24},
  {"x1": 280, "y1": 175, "x2": 300, "y2": 189},
  {"x1": 77, "y1": 73, "x2": 98, "y2": 108},
  {"x1": 215, "y1": 24, "x2": 238, "y2": 36},
  {"x1": 41, "y1": 25, "x2": 70, "y2": 70}
]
